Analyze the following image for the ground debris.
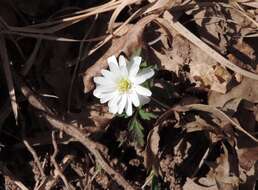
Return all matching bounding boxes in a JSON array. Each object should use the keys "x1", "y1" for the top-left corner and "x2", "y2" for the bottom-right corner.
[{"x1": 0, "y1": 0, "x2": 257, "y2": 189}]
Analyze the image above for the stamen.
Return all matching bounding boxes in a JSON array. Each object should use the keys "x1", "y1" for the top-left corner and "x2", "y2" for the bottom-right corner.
[{"x1": 118, "y1": 78, "x2": 131, "y2": 92}]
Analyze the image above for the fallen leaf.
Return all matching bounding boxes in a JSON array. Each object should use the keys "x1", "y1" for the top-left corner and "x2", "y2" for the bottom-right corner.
[
  {"x1": 189, "y1": 63, "x2": 232, "y2": 94},
  {"x1": 208, "y1": 78, "x2": 258, "y2": 107},
  {"x1": 208, "y1": 144, "x2": 239, "y2": 190},
  {"x1": 144, "y1": 126, "x2": 160, "y2": 174},
  {"x1": 237, "y1": 147, "x2": 258, "y2": 171},
  {"x1": 183, "y1": 178, "x2": 217, "y2": 190},
  {"x1": 83, "y1": 14, "x2": 158, "y2": 93},
  {"x1": 227, "y1": 40, "x2": 257, "y2": 75}
]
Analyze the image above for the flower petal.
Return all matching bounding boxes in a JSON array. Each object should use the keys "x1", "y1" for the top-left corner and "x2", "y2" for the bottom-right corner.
[
  {"x1": 118, "y1": 94, "x2": 127, "y2": 114},
  {"x1": 119, "y1": 55, "x2": 128, "y2": 76},
  {"x1": 100, "y1": 92, "x2": 117, "y2": 103},
  {"x1": 93, "y1": 85, "x2": 116, "y2": 98},
  {"x1": 93, "y1": 88, "x2": 102, "y2": 98},
  {"x1": 107, "y1": 55, "x2": 120, "y2": 73},
  {"x1": 130, "y1": 91, "x2": 140, "y2": 107},
  {"x1": 108, "y1": 94, "x2": 121, "y2": 114},
  {"x1": 119, "y1": 55, "x2": 127, "y2": 67},
  {"x1": 126, "y1": 95, "x2": 133, "y2": 116},
  {"x1": 133, "y1": 68, "x2": 154, "y2": 84},
  {"x1": 101, "y1": 69, "x2": 119, "y2": 82},
  {"x1": 109, "y1": 103, "x2": 118, "y2": 114},
  {"x1": 94, "y1": 76, "x2": 115, "y2": 85},
  {"x1": 135, "y1": 85, "x2": 152, "y2": 96},
  {"x1": 138, "y1": 94, "x2": 150, "y2": 105},
  {"x1": 128, "y1": 56, "x2": 142, "y2": 78}
]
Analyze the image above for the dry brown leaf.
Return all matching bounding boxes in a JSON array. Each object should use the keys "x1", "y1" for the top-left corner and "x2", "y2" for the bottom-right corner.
[
  {"x1": 83, "y1": 14, "x2": 158, "y2": 93},
  {"x1": 144, "y1": 126, "x2": 160, "y2": 174},
  {"x1": 160, "y1": 11, "x2": 258, "y2": 81},
  {"x1": 208, "y1": 77, "x2": 258, "y2": 107},
  {"x1": 190, "y1": 61, "x2": 232, "y2": 94},
  {"x1": 183, "y1": 116, "x2": 213, "y2": 133},
  {"x1": 237, "y1": 147, "x2": 258, "y2": 189},
  {"x1": 237, "y1": 147, "x2": 258, "y2": 171},
  {"x1": 152, "y1": 17, "x2": 233, "y2": 94},
  {"x1": 151, "y1": 33, "x2": 190, "y2": 75},
  {"x1": 208, "y1": 144, "x2": 239, "y2": 190},
  {"x1": 88, "y1": 104, "x2": 113, "y2": 131},
  {"x1": 183, "y1": 178, "x2": 217, "y2": 190},
  {"x1": 186, "y1": 104, "x2": 258, "y2": 143},
  {"x1": 191, "y1": 4, "x2": 229, "y2": 53},
  {"x1": 227, "y1": 40, "x2": 257, "y2": 74},
  {"x1": 66, "y1": 102, "x2": 113, "y2": 134}
]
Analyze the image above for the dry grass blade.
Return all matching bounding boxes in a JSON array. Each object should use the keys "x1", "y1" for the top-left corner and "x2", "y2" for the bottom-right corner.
[
  {"x1": 1, "y1": 1, "x2": 258, "y2": 189},
  {"x1": 231, "y1": 1, "x2": 258, "y2": 28},
  {"x1": 160, "y1": 11, "x2": 258, "y2": 80},
  {"x1": 0, "y1": 35, "x2": 18, "y2": 123},
  {"x1": 87, "y1": 8, "x2": 141, "y2": 56},
  {"x1": 21, "y1": 39, "x2": 42, "y2": 76},
  {"x1": 143, "y1": 0, "x2": 175, "y2": 14},
  {"x1": 108, "y1": 0, "x2": 140, "y2": 34},
  {"x1": 2, "y1": 31, "x2": 88, "y2": 42},
  {"x1": 6, "y1": 1, "x2": 124, "y2": 35}
]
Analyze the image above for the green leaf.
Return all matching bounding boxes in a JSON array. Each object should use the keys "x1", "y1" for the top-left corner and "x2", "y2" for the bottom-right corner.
[
  {"x1": 116, "y1": 112, "x2": 131, "y2": 118},
  {"x1": 128, "y1": 118, "x2": 144, "y2": 147},
  {"x1": 139, "y1": 109, "x2": 157, "y2": 120},
  {"x1": 140, "y1": 61, "x2": 148, "y2": 68},
  {"x1": 151, "y1": 175, "x2": 161, "y2": 190}
]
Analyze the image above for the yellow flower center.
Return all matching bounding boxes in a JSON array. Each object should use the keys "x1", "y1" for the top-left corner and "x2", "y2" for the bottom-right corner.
[{"x1": 118, "y1": 78, "x2": 131, "y2": 92}]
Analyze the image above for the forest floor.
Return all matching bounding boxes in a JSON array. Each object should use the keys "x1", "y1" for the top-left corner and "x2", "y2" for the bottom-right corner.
[{"x1": 0, "y1": 0, "x2": 258, "y2": 189}]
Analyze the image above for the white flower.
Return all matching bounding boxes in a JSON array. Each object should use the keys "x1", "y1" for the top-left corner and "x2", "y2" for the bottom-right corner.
[{"x1": 93, "y1": 55, "x2": 154, "y2": 116}]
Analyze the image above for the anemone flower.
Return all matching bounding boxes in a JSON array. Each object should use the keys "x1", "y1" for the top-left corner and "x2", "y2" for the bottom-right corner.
[{"x1": 93, "y1": 55, "x2": 154, "y2": 116}]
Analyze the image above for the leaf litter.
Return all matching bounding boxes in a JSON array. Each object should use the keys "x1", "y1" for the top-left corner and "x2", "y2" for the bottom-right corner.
[{"x1": 0, "y1": 0, "x2": 258, "y2": 189}]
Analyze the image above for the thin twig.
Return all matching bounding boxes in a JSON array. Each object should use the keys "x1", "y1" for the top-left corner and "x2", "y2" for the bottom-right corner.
[
  {"x1": 37, "y1": 155, "x2": 74, "y2": 190},
  {"x1": 21, "y1": 39, "x2": 42, "y2": 76},
  {"x1": 0, "y1": 162, "x2": 29, "y2": 190},
  {"x1": 18, "y1": 77, "x2": 136, "y2": 190},
  {"x1": 46, "y1": 115, "x2": 136, "y2": 190},
  {"x1": 23, "y1": 140, "x2": 46, "y2": 178},
  {"x1": 50, "y1": 131, "x2": 74, "y2": 190}
]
